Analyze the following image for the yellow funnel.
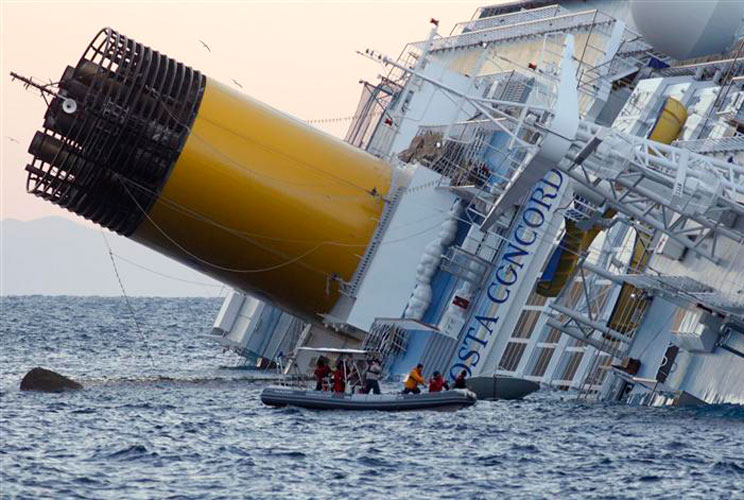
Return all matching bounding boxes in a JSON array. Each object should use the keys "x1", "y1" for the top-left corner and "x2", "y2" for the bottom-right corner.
[{"x1": 24, "y1": 28, "x2": 392, "y2": 322}]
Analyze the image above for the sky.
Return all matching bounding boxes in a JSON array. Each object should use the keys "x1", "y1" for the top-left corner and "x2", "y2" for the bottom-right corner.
[{"x1": 1, "y1": 0, "x2": 486, "y2": 222}]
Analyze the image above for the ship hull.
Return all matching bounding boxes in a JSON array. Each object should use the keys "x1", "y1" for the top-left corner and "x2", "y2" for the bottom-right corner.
[{"x1": 466, "y1": 376, "x2": 540, "y2": 401}]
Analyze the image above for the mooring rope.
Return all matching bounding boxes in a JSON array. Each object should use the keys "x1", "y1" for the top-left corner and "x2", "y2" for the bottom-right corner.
[{"x1": 100, "y1": 230, "x2": 156, "y2": 368}]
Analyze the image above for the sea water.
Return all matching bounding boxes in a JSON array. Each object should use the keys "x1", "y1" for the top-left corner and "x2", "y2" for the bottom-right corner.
[{"x1": 1, "y1": 296, "x2": 743, "y2": 499}]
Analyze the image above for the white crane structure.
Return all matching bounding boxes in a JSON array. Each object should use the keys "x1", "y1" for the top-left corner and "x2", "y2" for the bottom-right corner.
[
  {"x1": 368, "y1": 28, "x2": 744, "y2": 385},
  {"x1": 375, "y1": 33, "x2": 744, "y2": 258}
]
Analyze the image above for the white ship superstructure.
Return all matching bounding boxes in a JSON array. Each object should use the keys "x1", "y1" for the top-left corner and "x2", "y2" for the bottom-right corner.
[{"x1": 206, "y1": 1, "x2": 744, "y2": 406}]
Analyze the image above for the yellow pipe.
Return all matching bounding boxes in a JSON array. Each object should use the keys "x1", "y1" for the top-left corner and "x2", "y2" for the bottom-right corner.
[
  {"x1": 605, "y1": 97, "x2": 688, "y2": 334},
  {"x1": 537, "y1": 209, "x2": 616, "y2": 297},
  {"x1": 537, "y1": 99, "x2": 688, "y2": 300},
  {"x1": 648, "y1": 97, "x2": 688, "y2": 144},
  {"x1": 606, "y1": 231, "x2": 653, "y2": 334},
  {"x1": 132, "y1": 79, "x2": 392, "y2": 321}
]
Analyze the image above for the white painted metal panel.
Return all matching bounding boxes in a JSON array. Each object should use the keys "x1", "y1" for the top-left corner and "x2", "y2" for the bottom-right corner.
[{"x1": 346, "y1": 167, "x2": 458, "y2": 331}]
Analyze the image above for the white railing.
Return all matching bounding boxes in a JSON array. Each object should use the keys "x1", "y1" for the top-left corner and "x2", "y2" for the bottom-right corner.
[
  {"x1": 451, "y1": 4, "x2": 565, "y2": 36},
  {"x1": 676, "y1": 135, "x2": 744, "y2": 154},
  {"x1": 412, "y1": 9, "x2": 614, "y2": 53}
]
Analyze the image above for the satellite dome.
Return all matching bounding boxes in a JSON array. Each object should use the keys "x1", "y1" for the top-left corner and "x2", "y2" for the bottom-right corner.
[{"x1": 630, "y1": 0, "x2": 744, "y2": 60}]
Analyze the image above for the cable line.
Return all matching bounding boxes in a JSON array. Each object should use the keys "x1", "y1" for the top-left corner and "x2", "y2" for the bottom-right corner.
[
  {"x1": 111, "y1": 252, "x2": 223, "y2": 288},
  {"x1": 304, "y1": 110, "x2": 383, "y2": 125},
  {"x1": 100, "y1": 230, "x2": 155, "y2": 368}
]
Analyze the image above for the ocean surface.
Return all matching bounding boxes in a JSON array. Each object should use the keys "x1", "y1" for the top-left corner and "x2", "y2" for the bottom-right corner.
[{"x1": 1, "y1": 296, "x2": 743, "y2": 499}]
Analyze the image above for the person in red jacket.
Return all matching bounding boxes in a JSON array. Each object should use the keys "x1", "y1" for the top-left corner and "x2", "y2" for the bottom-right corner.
[
  {"x1": 428, "y1": 371, "x2": 450, "y2": 392},
  {"x1": 332, "y1": 362, "x2": 346, "y2": 393},
  {"x1": 313, "y1": 359, "x2": 331, "y2": 391}
]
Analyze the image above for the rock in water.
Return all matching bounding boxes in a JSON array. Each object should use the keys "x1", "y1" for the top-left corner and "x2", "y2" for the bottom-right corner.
[{"x1": 20, "y1": 367, "x2": 83, "y2": 392}]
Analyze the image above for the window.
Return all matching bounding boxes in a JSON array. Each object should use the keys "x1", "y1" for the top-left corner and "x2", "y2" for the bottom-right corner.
[
  {"x1": 560, "y1": 351, "x2": 585, "y2": 381},
  {"x1": 545, "y1": 326, "x2": 562, "y2": 344},
  {"x1": 499, "y1": 342, "x2": 527, "y2": 372},
  {"x1": 526, "y1": 290, "x2": 548, "y2": 307},
  {"x1": 529, "y1": 346, "x2": 555, "y2": 377},
  {"x1": 511, "y1": 309, "x2": 542, "y2": 339},
  {"x1": 671, "y1": 307, "x2": 704, "y2": 335}
]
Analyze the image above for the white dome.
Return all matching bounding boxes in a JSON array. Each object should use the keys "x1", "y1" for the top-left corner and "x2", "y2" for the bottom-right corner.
[{"x1": 630, "y1": 0, "x2": 744, "y2": 60}]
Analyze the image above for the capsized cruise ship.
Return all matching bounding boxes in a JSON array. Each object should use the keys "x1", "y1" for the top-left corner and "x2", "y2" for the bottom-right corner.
[{"x1": 16, "y1": 0, "x2": 744, "y2": 405}]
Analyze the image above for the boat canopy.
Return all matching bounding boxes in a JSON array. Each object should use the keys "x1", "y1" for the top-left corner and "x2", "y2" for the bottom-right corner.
[{"x1": 297, "y1": 347, "x2": 379, "y2": 360}]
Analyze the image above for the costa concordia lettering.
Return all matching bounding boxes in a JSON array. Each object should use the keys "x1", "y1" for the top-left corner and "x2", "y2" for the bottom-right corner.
[
  {"x1": 450, "y1": 170, "x2": 565, "y2": 379},
  {"x1": 17, "y1": 0, "x2": 744, "y2": 405}
]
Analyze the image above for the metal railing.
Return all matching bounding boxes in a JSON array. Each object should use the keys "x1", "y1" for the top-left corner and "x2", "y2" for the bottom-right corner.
[
  {"x1": 412, "y1": 9, "x2": 615, "y2": 54},
  {"x1": 676, "y1": 136, "x2": 744, "y2": 154},
  {"x1": 451, "y1": 4, "x2": 565, "y2": 36}
]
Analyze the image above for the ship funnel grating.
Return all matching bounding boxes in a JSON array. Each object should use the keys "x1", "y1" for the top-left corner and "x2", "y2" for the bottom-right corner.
[{"x1": 24, "y1": 27, "x2": 206, "y2": 235}]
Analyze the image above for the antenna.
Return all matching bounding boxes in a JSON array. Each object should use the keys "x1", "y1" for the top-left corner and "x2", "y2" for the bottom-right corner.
[{"x1": 9, "y1": 71, "x2": 63, "y2": 107}]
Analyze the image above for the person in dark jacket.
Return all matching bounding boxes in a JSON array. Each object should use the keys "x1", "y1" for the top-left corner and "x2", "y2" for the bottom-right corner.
[
  {"x1": 313, "y1": 359, "x2": 331, "y2": 391},
  {"x1": 428, "y1": 371, "x2": 450, "y2": 392},
  {"x1": 453, "y1": 369, "x2": 468, "y2": 389},
  {"x1": 364, "y1": 359, "x2": 382, "y2": 395}
]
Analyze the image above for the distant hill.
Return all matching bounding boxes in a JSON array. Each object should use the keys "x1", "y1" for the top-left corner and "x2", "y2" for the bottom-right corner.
[{"x1": 1, "y1": 217, "x2": 223, "y2": 296}]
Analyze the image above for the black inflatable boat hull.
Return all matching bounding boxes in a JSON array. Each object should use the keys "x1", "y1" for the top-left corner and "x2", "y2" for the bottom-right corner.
[{"x1": 261, "y1": 386, "x2": 476, "y2": 411}]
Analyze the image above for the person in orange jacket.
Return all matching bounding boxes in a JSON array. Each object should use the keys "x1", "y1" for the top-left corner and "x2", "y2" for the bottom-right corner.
[
  {"x1": 403, "y1": 363, "x2": 425, "y2": 394},
  {"x1": 428, "y1": 371, "x2": 450, "y2": 392}
]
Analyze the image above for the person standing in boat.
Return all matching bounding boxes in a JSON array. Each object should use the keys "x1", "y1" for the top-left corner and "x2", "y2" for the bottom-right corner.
[
  {"x1": 402, "y1": 363, "x2": 426, "y2": 394},
  {"x1": 364, "y1": 358, "x2": 382, "y2": 395},
  {"x1": 314, "y1": 359, "x2": 331, "y2": 391},
  {"x1": 332, "y1": 361, "x2": 346, "y2": 393},
  {"x1": 453, "y1": 369, "x2": 468, "y2": 389},
  {"x1": 428, "y1": 371, "x2": 450, "y2": 392}
]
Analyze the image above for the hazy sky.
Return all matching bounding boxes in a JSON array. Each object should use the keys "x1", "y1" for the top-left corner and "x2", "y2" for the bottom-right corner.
[{"x1": 1, "y1": 0, "x2": 486, "y2": 222}]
